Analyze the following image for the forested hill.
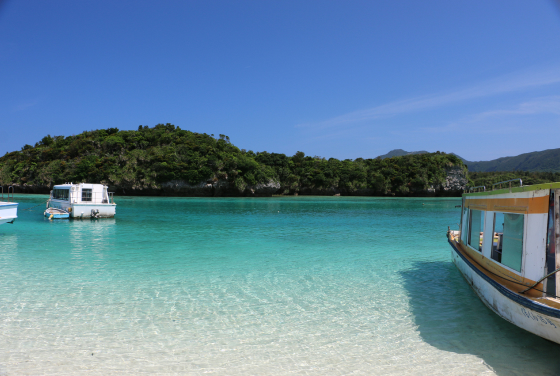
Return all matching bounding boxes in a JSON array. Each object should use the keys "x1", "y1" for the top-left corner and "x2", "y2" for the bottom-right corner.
[
  {"x1": 0, "y1": 124, "x2": 467, "y2": 197},
  {"x1": 465, "y1": 148, "x2": 560, "y2": 172}
]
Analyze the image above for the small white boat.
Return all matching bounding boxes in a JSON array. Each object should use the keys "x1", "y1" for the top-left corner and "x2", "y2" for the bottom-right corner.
[
  {"x1": 448, "y1": 179, "x2": 560, "y2": 344},
  {"x1": 44, "y1": 207, "x2": 70, "y2": 219},
  {"x1": 47, "y1": 183, "x2": 116, "y2": 218},
  {"x1": 0, "y1": 186, "x2": 18, "y2": 225}
]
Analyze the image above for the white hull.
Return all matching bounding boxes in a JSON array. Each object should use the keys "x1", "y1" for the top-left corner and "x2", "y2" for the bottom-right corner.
[
  {"x1": 450, "y1": 240, "x2": 560, "y2": 344},
  {"x1": 69, "y1": 203, "x2": 116, "y2": 218},
  {"x1": 0, "y1": 217, "x2": 17, "y2": 225},
  {"x1": 0, "y1": 202, "x2": 18, "y2": 224},
  {"x1": 48, "y1": 200, "x2": 116, "y2": 218}
]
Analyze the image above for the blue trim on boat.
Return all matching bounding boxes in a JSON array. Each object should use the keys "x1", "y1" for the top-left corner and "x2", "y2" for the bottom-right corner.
[
  {"x1": 45, "y1": 213, "x2": 69, "y2": 219},
  {"x1": 44, "y1": 209, "x2": 70, "y2": 219},
  {"x1": 449, "y1": 238, "x2": 560, "y2": 319}
]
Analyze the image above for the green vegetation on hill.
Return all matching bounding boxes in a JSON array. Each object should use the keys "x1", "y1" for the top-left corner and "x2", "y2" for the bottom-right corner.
[
  {"x1": 468, "y1": 171, "x2": 560, "y2": 189},
  {"x1": 0, "y1": 124, "x2": 276, "y2": 191},
  {"x1": 256, "y1": 151, "x2": 463, "y2": 195},
  {"x1": 0, "y1": 124, "x2": 466, "y2": 196}
]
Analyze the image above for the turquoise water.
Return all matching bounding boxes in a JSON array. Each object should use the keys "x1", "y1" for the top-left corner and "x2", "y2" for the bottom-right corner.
[{"x1": 1, "y1": 195, "x2": 559, "y2": 375}]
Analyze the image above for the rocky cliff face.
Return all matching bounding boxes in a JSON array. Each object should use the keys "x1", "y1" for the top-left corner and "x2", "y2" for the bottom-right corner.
[
  {"x1": 425, "y1": 166, "x2": 467, "y2": 196},
  {"x1": 442, "y1": 166, "x2": 468, "y2": 192}
]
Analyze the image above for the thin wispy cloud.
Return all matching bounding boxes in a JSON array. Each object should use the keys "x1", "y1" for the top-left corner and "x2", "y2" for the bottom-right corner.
[
  {"x1": 470, "y1": 95, "x2": 560, "y2": 120},
  {"x1": 14, "y1": 101, "x2": 37, "y2": 112},
  {"x1": 420, "y1": 95, "x2": 560, "y2": 134},
  {"x1": 298, "y1": 64, "x2": 560, "y2": 129}
]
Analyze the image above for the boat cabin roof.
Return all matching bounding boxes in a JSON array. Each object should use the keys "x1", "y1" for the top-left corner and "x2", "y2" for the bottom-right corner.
[{"x1": 53, "y1": 183, "x2": 108, "y2": 190}]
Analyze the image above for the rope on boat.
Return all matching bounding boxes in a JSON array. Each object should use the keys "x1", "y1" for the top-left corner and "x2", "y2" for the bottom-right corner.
[
  {"x1": 474, "y1": 260, "x2": 559, "y2": 298},
  {"x1": 519, "y1": 268, "x2": 560, "y2": 294},
  {"x1": 448, "y1": 233, "x2": 560, "y2": 299},
  {"x1": 475, "y1": 261, "x2": 559, "y2": 298},
  {"x1": 21, "y1": 200, "x2": 49, "y2": 211}
]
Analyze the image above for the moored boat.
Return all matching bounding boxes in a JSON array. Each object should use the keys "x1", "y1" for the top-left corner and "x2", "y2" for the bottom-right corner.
[
  {"x1": 47, "y1": 183, "x2": 116, "y2": 218},
  {"x1": 0, "y1": 186, "x2": 18, "y2": 225},
  {"x1": 44, "y1": 207, "x2": 70, "y2": 219},
  {"x1": 448, "y1": 179, "x2": 560, "y2": 343}
]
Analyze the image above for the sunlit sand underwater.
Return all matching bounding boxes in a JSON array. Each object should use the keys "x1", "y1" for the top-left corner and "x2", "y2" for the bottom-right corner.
[{"x1": 1, "y1": 196, "x2": 559, "y2": 375}]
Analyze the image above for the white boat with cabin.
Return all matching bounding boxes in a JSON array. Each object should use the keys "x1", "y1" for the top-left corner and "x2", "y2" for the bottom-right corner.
[
  {"x1": 0, "y1": 186, "x2": 18, "y2": 225},
  {"x1": 448, "y1": 179, "x2": 560, "y2": 344},
  {"x1": 47, "y1": 183, "x2": 116, "y2": 218}
]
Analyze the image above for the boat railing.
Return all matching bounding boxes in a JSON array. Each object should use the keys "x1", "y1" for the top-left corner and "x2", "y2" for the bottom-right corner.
[
  {"x1": 1, "y1": 186, "x2": 15, "y2": 202},
  {"x1": 468, "y1": 185, "x2": 486, "y2": 192},
  {"x1": 492, "y1": 178, "x2": 523, "y2": 191},
  {"x1": 86, "y1": 192, "x2": 110, "y2": 205},
  {"x1": 68, "y1": 192, "x2": 115, "y2": 204}
]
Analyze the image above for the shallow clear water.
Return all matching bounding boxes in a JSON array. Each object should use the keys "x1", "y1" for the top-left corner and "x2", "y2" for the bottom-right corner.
[{"x1": 0, "y1": 195, "x2": 559, "y2": 375}]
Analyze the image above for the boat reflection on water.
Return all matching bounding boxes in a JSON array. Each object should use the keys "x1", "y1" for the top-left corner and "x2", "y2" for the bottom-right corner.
[{"x1": 68, "y1": 217, "x2": 117, "y2": 264}]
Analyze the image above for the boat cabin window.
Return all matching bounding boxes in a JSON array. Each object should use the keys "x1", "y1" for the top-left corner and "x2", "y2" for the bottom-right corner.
[
  {"x1": 468, "y1": 209, "x2": 484, "y2": 252},
  {"x1": 52, "y1": 188, "x2": 69, "y2": 201},
  {"x1": 492, "y1": 212, "x2": 524, "y2": 272},
  {"x1": 82, "y1": 188, "x2": 92, "y2": 202}
]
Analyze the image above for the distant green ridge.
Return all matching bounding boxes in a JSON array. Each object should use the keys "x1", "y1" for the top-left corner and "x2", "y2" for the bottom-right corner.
[
  {"x1": 378, "y1": 148, "x2": 560, "y2": 173},
  {"x1": 465, "y1": 148, "x2": 560, "y2": 172},
  {"x1": 376, "y1": 149, "x2": 429, "y2": 159}
]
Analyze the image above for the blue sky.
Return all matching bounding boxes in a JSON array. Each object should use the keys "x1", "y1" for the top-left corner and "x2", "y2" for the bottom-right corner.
[{"x1": 1, "y1": 0, "x2": 559, "y2": 161}]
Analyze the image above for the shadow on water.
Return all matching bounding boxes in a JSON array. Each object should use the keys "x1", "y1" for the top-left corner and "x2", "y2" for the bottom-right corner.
[{"x1": 401, "y1": 261, "x2": 560, "y2": 376}]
